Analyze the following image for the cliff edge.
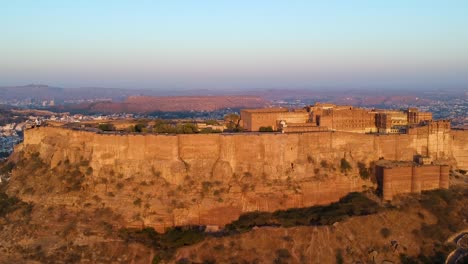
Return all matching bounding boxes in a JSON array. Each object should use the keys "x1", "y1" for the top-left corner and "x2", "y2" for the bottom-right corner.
[{"x1": 6, "y1": 126, "x2": 466, "y2": 231}]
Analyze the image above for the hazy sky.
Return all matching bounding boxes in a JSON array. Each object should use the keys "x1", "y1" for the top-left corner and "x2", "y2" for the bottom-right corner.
[{"x1": 2, "y1": 0, "x2": 468, "y2": 90}]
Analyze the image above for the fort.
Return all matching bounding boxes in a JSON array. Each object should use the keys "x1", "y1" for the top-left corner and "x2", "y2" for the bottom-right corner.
[
  {"x1": 241, "y1": 103, "x2": 433, "y2": 133},
  {"x1": 8, "y1": 110, "x2": 467, "y2": 231}
]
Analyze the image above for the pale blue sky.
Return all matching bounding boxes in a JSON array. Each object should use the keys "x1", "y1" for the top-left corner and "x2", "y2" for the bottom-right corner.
[{"x1": 1, "y1": 0, "x2": 468, "y2": 89}]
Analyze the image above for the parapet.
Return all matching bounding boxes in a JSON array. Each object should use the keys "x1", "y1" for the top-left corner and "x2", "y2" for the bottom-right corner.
[{"x1": 241, "y1": 108, "x2": 289, "y2": 113}]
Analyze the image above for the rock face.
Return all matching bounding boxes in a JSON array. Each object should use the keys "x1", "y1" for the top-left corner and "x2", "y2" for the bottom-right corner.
[{"x1": 9, "y1": 126, "x2": 467, "y2": 231}]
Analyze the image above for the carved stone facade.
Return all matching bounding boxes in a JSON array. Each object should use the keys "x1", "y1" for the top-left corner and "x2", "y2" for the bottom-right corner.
[
  {"x1": 309, "y1": 104, "x2": 377, "y2": 133},
  {"x1": 242, "y1": 103, "x2": 435, "y2": 134}
]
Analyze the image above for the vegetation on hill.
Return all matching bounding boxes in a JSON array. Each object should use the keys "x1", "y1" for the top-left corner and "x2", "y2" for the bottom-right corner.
[
  {"x1": 117, "y1": 192, "x2": 382, "y2": 262},
  {"x1": 2, "y1": 147, "x2": 467, "y2": 263},
  {"x1": 0, "y1": 175, "x2": 32, "y2": 220},
  {"x1": 399, "y1": 187, "x2": 468, "y2": 263},
  {"x1": 200, "y1": 127, "x2": 222, "y2": 133},
  {"x1": 0, "y1": 161, "x2": 15, "y2": 175},
  {"x1": 226, "y1": 192, "x2": 381, "y2": 231},
  {"x1": 94, "y1": 119, "x2": 225, "y2": 134},
  {"x1": 205, "y1": 119, "x2": 220, "y2": 126},
  {"x1": 11, "y1": 151, "x2": 87, "y2": 194},
  {"x1": 340, "y1": 158, "x2": 352, "y2": 173},
  {"x1": 119, "y1": 226, "x2": 206, "y2": 263},
  {"x1": 0, "y1": 192, "x2": 32, "y2": 217},
  {"x1": 153, "y1": 121, "x2": 199, "y2": 134}
]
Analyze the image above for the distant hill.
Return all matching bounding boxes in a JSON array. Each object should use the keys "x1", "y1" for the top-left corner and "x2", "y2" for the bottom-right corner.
[
  {"x1": 54, "y1": 95, "x2": 270, "y2": 113},
  {"x1": 0, "y1": 84, "x2": 64, "y2": 100},
  {"x1": 0, "y1": 84, "x2": 162, "y2": 102}
]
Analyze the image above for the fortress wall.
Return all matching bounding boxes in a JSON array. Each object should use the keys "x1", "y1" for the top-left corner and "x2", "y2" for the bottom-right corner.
[
  {"x1": 417, "y1": 166, "x2": 442, "y2": 191},
  {"x1": 439, "y1": 165, "x2": 450, "y2": 189},
  {"x1": 381, "y1": 167, "x2": 413, "y2": 200},
  {"x1": 451, "y1": 130, "x2": 468, "y2": 170},
  {"x1": 374, "y1": 134, "x2": 416, "y2": 160},
  {"x1": 178, "y1": 134, "x2": 220, "y2": 179},
  {"x1": 23, "y1": 127, "x2": 461, "y2": 181},
  {"x1": 19, "y1": 126, "x2": 464, "y2": 229},
  {"x1": 381, "y1": 165, "x2": 448, "y2": 200},
  {"x1": 408, "y1": 121, "x2": 453, "y2": 161}
]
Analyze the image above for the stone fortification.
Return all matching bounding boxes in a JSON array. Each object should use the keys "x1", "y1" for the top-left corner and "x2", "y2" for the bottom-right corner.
[
  {"x1": 451, "y1": 130, "x2": 468, "y2": 170},
  {"x1": 10, "y1": 126, "x2": 467, "y2": 231},
  {"x1": 242, "y1": 103, "x2": 434, "y2": 133},
  {"x1": 311, "y1": 106, "x2": 377, "y2": 133},
  {"x1": 376, "y1": 162, "x2": 449, "y2": 200},
  {"x1": 240, "y1": 108, "x2": 309, "y2": 131}
]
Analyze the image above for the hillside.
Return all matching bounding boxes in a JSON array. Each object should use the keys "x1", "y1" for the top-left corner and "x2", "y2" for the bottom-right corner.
[
  {"x1": 0, "y1": 126, "x2": 466, "y2": 263},
  {"x1": 1, "y1": 161, "x2": 466, "y2": 263},
  {"x1": 174, "y1": 186, "x2": 468, "y2": 263}
]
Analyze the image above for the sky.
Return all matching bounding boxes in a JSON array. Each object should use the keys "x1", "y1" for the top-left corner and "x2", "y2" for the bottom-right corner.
[{"x1": 1, "y1": 0, "x2": 468, "y2": 90}]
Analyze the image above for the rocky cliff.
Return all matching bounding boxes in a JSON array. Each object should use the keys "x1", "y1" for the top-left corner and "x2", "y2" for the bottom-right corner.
[{"x1": 7, "y1": 126, "x2": 466, "y2": 231}]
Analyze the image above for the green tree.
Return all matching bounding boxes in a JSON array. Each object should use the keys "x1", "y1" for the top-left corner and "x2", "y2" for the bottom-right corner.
[
  {"x1": 177, "y1": 123, "x2": 198, "y2": 134},
  {"x1": 259, "y1": 126, "x2": 274, "y2": 132},
  {"x1": 340, "y1": 158, "x2": 352, "y2": 173},
  {"x1": 97, "y1": 123, "x2": 115, "y2": 131},
  {"x1": 224, "y1": 113, "x2": 242, "y2": 132},
  {"x1": 153, "y1": 120, "x2": 177, "y2": 133},
  {"x1": 134, "y1": 123, "x2": 147, "y2": 133}
]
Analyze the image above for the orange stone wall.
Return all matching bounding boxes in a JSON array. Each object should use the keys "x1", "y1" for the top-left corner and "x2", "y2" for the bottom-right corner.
[
  {"x1": 241, "y1": 110, "x2": 309, "y2": 131},
  {"x1": 378, "y1": 165, "x2": 450, "y2": 200},
  {"x1": 18, "y1": 126, "x2": 466, "y2": 230},
  {"x1": 316, "y1": 108, "x2": 377, "y2": 133},
  {"x1": 451, "y1": 130, "x2": 468, "y2": 170}
]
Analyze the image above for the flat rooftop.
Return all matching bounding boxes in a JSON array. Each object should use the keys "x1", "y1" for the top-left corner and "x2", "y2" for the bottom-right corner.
[{"x1": 241, "y1": 108, "x2": 289, "y2": 113}]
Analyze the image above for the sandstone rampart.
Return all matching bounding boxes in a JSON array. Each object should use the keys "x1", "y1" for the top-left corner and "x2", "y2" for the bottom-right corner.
[
  {"x1": 11, "y1": 126, "x2": 467, "y2": 231},
  {"x1": 376, "y1": 164, "x2": 449, "y2": 200},
  {"x1": 451, "y1": 130, "x2": 468, "y2": 170}
]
